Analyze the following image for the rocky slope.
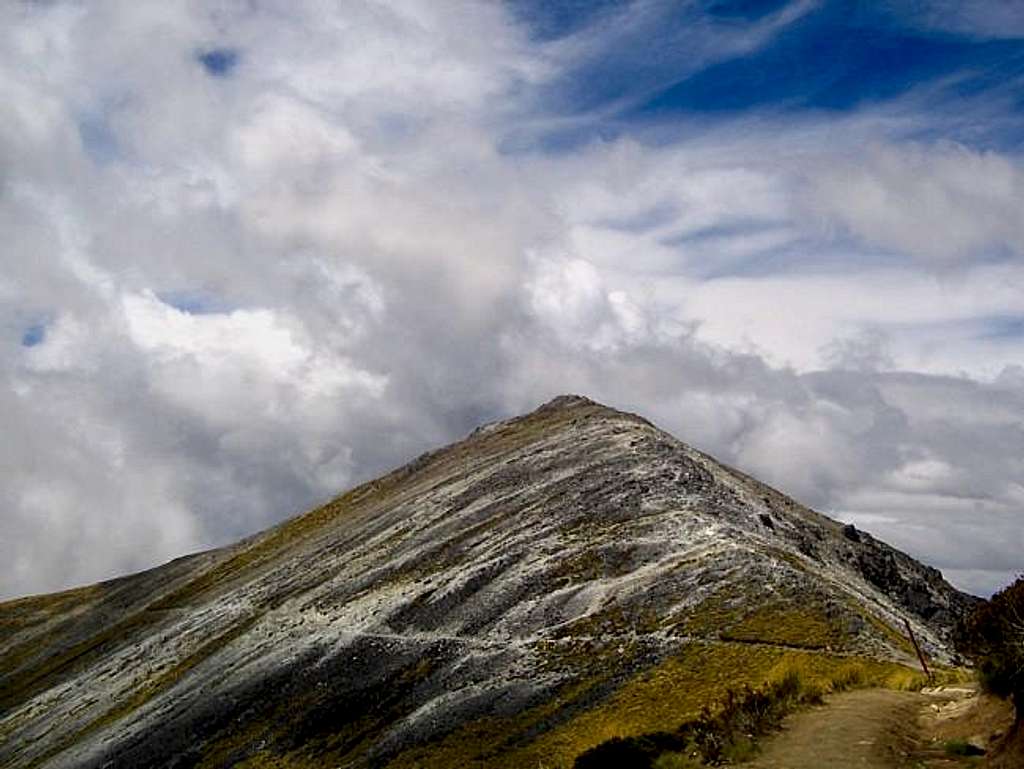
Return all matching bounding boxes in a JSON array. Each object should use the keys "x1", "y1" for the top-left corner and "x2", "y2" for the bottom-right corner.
[{"x1": 0, "y1": 396, "x2": 975, "y2": 769}]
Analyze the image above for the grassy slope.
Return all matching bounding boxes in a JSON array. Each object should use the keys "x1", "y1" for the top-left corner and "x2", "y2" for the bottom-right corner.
[{"x1": 202, "y1": 642, "x2": 928, "y2": 769}]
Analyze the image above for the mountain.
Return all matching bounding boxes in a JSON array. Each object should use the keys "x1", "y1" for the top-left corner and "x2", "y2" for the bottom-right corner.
[{"x1": 0, "y1": 395, "x2": 975, "y2": 769}]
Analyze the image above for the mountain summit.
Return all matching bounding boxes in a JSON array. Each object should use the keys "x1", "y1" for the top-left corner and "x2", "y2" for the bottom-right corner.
[{"x1": 0, "y1": 396, "x2": 973, "y2": 768}]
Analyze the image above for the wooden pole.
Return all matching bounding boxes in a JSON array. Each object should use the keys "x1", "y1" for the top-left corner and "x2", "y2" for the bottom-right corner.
[{"x1": 903, "y1": 618, "x2": 933, "y2": 684}]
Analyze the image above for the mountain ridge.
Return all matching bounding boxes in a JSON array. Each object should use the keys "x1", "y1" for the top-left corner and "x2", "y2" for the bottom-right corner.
[{"x1": 0, "y1": 395, "x2": 974, "y2": 769}]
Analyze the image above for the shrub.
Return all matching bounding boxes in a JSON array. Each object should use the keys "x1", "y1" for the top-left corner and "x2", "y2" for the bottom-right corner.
[
  {"x1": 959, "y1": 576, "x2": 1024, "y2": 721},
  {"x1": 573, "y1": 734, "x2": 683, "y2": 769}
]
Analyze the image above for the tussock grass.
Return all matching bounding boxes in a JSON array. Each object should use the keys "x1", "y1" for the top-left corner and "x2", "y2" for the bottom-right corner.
[{"x1": 573, "y1": 670, "x2": 817, "y2": 768}]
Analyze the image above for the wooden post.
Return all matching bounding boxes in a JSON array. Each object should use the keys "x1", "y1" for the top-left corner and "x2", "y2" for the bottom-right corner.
[{"x1": 903, "y1": 618, "x2": 933, "y2": 684}]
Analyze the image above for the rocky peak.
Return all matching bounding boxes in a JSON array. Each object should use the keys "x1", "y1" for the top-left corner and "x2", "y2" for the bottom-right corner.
[{"x1": 0, "y1": 396, "x2": 975, "y2": 769}]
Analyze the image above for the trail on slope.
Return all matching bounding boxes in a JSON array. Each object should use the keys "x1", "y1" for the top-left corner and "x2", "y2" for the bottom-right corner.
[
  {"x1": 746, "y1": 685, "x2": 1010, "y2": 769},
  {"x1": 746, "y1": 688, "x2": 924, "y2": 769}
]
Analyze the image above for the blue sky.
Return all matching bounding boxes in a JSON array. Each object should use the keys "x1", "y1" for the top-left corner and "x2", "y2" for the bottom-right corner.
[
  {"x1": 640, "y1": 17, "x2": 1021, "y2": 112},
  {"x1": 197, "y1": 48, "x2": 239, "y2": 77},
  {"x1": 504, "y1": 0, "x2": 1024, "y2": 159},
  {"x1": 1, "y1": 0, "x2": 1023, "y2": 600}
]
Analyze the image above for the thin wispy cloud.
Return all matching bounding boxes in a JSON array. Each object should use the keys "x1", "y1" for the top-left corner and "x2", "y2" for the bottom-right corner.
[{"x1": 1, "y1": 0, "x2": 1022, "y2": 600}]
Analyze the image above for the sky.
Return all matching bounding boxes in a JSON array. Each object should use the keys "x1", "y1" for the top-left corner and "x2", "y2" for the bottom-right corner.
[{"x1": 2, "y1": 0, "x2": 1023, "y2": 600}]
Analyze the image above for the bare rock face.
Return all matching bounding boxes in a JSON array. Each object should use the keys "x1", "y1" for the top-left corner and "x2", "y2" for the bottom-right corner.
[{"x1": 0, "y1": 396, "x2": 975, "y2": 769}]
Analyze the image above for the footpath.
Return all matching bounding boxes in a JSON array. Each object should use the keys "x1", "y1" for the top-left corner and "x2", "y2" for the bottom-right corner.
[{"x1": 745, "y1": 685, "x2": 1014, "y2": 769}]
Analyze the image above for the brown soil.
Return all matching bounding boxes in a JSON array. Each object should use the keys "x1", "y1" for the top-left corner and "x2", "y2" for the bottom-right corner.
[
  {"x1": 745, "y1": 685, "x2": 1016, "y2": 769},
  {"x1": 745, "y1": 688, "x2": 922, "y2": 769}
]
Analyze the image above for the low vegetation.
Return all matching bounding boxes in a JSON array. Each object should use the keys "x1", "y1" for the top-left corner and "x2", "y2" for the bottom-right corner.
[
  {"x1": 573, "y1": 671, "x2": 815, "y2": 768},
  {"x1": 959, "y1": 576, "x2": 1024, "y2": 722},
  {"x1": 573, "y1": 661, "x2": 930, "y2": 768},
  {"x1": 378, "y1": 644, "x2": 922, "y2": 769}
]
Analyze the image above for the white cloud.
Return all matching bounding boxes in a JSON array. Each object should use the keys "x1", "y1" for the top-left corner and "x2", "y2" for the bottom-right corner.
[
  {"x1": 123, "y1": 291, "x2": 387, "y2": 424},
  {"x1": 1, "y1": 0, "x2": 1022, "y2": 601},
  {"x1": 673, "y1": 263, "x2": 1024, "y2": 375},
  {"x1": 232, "y1": 94, "x2": 360, "y2": 176},
  {"x1": 526, "y1": 254, "x2": 652, "y2": 351},
  {"x1": 809, "y1": 142, "x2": 1024, "y2": 262}
]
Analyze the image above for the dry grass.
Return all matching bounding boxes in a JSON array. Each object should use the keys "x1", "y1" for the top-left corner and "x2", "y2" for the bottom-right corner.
[{"x1": 379, "y1": 642, "x2": 925, "y2": 769}]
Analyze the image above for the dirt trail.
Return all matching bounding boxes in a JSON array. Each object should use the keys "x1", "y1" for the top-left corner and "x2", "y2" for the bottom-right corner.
[
  {"x1": 745, "y1": 684, "x2": 1015, "y2": 769},
  {"x1": 746, "y1": 688, "x2": 922, "y2": 769},
  {"x1": 746, "y1": 685, "x2": 1013, "y2": 768}
]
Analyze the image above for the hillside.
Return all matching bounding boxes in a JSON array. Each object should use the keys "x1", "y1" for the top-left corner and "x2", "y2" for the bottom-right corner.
[{"x1": 0, "y1": 395, "x2": 975, "y2": 769}]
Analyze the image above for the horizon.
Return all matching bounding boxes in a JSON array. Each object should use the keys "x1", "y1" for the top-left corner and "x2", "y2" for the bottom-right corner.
[{"x1": 2, "y1": 0, "x2": 1023, "y2": 600}]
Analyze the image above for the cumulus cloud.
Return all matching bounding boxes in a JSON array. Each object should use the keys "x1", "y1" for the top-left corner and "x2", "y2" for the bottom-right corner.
[{"x1": 1, "y1": 0, "x2": 1022, "y2": 599}]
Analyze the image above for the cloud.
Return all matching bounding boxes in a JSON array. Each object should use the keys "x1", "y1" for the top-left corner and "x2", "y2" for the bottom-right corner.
[
  {"x1": 1, "y1": 0, "x2": 1022, "y2": 601},
  {"x1": 525, "y1": 254, "x2": 651, "y2": 351},
  {"x1": 558, "y1": 0, "x2": 819, "y2": 109},
  {"x1": 888, "y1": 0, "x2": 1024, "y2": 40},
  {"x1": 122, "y1": 290, "x2": 387, "y2": 424},
  {"x1": 808, "y1": 142, "x2": 1024, "y2": 263}
]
